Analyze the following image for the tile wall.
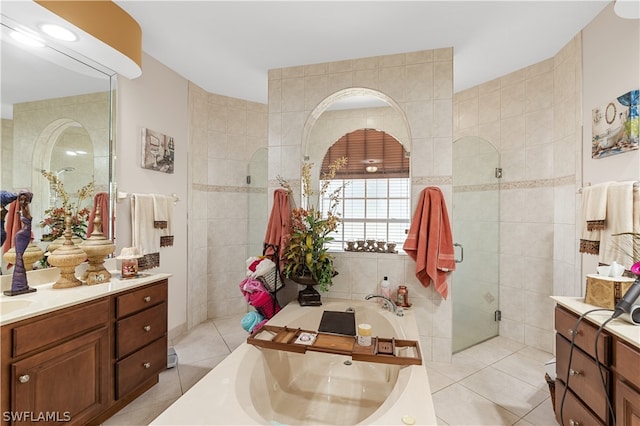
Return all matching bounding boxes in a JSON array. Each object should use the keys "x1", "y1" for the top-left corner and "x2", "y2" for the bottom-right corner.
[
  {"x1": 452, "y1": 35, "x2": 582, "y2": 353},
  {"x1": 268, "y1": 48, "x2": 456, "y2": 362},
  {"x1": 187, "y1": 82, "x2": 269, "y2": 327}
]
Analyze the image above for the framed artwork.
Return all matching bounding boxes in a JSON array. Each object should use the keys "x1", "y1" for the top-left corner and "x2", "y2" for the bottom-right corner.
[
  {"x1": 141, "y1": 128, "x2": 175, "y2": 173},
  {"x1": 591, "y1": 89, "x2": 639, "y2": 158}
]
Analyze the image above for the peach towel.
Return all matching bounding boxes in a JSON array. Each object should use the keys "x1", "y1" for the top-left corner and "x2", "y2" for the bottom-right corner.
[
  {"x1": 87, "y1": 192, "x2": 110, "y2": 238},
  {"x1": 403, "y1": 187, "x2": 456, "y2": 299},
  {"x1": 264, "y1": 188, "x2": 291, "y2": 264},
  {"x1": 2, "y1": 200, "x2": 21, "y2": 254}
]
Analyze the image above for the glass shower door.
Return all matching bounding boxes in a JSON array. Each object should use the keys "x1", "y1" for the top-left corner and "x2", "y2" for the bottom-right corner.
[{"x1": 452, "y1": 137, "x2": 500, "y2": 353}]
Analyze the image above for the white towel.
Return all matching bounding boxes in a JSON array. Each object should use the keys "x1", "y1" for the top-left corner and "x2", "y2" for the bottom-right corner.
[
  {"x1": 152, "y1": 194, "x2": 173, "y2": 235},
  {"x1": 599, "y1": 181, "x2": 635, "y2": 268},
  {"x1": 579, "y1": 182, "x2": 613, "y2": 255},
  {"x1": 131, "y1": 194, "x2": 159, "y2": 255}
]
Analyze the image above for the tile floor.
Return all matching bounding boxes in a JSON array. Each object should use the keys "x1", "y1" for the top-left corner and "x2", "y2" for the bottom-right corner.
[{"x1": 104, "y1": 314, "x2": 558, "y2": 426}]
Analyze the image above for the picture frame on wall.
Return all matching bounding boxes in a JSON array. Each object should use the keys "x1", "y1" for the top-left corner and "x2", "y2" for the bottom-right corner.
[
  {"x1": 591, "y1": 89, "x2": 639, "y2": 159},
  {"x1": 141, "y1": 127, "x2": 175, "y2": 173}
]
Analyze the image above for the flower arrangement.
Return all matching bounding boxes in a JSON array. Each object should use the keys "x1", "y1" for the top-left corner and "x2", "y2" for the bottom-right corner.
[
  {"x1": 40, "y1": 170, "x2": 94, "y2": 241},
  {"x1": 278, "y1": 157, "x2": 347, "y2": 292}
]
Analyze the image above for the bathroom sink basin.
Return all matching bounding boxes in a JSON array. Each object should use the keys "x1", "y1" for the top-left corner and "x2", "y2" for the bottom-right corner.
[{"x1": 0, "y1": 299, "x2": 34, "y2": 315}]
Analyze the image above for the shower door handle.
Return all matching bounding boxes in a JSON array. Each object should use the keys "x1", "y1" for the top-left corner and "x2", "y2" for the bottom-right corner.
[{"x1": 454, "y1": 243, "x2": 463, "y2": 263}]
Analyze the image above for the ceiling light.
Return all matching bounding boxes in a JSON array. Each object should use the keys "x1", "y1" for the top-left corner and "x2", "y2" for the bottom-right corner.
[
  {"x1": 65, "y1": 151, "x2": 78, "y2": 156},
  {"x1": 366, "y1": 166, "x2": 378, "y2": 173},
  {"x1": 614, "y1": 0, "x2": 640, "y2": 19},
  {"x1": 41, "y1": 24, "x2": 77, "y2": 41},
  {"x1": 10, "y1": 31, "x2": 44, "y2": 48}
]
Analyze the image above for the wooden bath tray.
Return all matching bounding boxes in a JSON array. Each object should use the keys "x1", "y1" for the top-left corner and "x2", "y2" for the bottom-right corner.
[{"x1": 247, "y1": 325, "x2": 422, "y2": 366}]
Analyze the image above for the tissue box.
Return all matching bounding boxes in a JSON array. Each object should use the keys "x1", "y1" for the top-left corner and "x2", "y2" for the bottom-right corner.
[{"x1": 585, "y1": 274, "x2": 635, "y2": 309}]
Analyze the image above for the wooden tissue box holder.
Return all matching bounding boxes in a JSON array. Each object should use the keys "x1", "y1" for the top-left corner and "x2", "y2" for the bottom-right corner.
[{"x1": 585, "y1": 274, "x2": 635, "y2": 309}]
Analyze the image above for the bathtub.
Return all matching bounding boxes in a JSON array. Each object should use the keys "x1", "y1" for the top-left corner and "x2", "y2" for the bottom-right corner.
[{"x1": 151, "y1": 299, "x2": 437, "y2": 425}]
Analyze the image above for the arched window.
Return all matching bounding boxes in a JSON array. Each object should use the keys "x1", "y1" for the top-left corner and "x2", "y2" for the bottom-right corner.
[{"x1": 320, "y1": 129, "x2": 410, "y2": 250}]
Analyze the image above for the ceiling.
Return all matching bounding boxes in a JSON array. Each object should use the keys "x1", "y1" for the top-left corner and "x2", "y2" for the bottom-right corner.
[{"x1": 113, "y1": 1, "x2": 611, "y2": 104}]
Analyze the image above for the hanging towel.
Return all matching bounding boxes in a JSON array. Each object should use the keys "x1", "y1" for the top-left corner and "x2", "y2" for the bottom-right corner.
[
  {"x1": 86, "y1": 192, "x2": 109, "y2": 238},
  {"x1": 599, "y1": 181, "x2": 635, "y2": 268},
  {"x1": 2, "y1": 199, "x2": 21, "y2": 255},
  {"x1": 264, "y1": 188, "x2": 291, "y2": 263},
  {"x1": 403, "y1": 187, "x2": 456, "y2": 299},
  {"x1": 131, "y1": 194, "x2": 160, "y2": 256},
  {"x1": 579, "y1": 182, "x2": 614, "y2": 255},
  {"x1": 152, "y1": 194, "x2": 174, "y2": 247}
]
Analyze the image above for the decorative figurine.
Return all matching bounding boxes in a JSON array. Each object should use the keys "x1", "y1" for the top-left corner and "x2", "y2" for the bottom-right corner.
[{"x1": 5, "y1": 191, "x2": 37, "y2": 296}]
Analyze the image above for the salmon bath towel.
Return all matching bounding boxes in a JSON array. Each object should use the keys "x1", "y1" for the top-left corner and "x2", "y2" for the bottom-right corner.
[
  {"x1": 403, "y1": 187, "x2": 456, "y2": 299},
  {"x1": 264, "y1": 188, "x2": 291, "y2": 262}
]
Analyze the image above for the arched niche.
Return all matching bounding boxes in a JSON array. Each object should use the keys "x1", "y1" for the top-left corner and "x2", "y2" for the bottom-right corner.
[
  {"x1": 31, "y1": 118, "x2": 95, "y2": 236},
  {"x1": 300, "y1": 88, "x2": 413, "y2": 202}
]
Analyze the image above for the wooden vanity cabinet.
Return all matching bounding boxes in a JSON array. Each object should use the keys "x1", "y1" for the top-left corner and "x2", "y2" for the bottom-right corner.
[
  {"x1": 554, "y1": 304, "x2": 640, "y2": 426},
  {"x1": 554, "y1": 305, "x2": 612, "y2": 425},
  {"x1": 1, "y1": 278, "x2": 169, "y2": 425},
  {"x1": 615, "y1": 341, "x2": 640, "y2": 426}
]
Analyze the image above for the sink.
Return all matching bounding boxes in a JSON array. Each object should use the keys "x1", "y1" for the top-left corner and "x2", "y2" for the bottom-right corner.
[{"x1": 0, "y1": 299, "x2": 34, "y2": 315}]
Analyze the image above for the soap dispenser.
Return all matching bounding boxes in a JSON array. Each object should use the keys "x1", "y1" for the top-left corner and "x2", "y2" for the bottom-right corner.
[{"x1": 380, "y1": 276, "x2": 391, "y2": 301}]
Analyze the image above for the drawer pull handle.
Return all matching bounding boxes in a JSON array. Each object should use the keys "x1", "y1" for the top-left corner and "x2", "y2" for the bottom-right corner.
[
  {"x1": 569, "y1": 369, "x2": 582, "y2": 376},
  {"x1": 143, "y1": 362, "x2": 151, "y2": 369},
  {"x1": 143, "y1": 325, "x2": 152, "y2": 332},
  {"x1": 144, "y1": 296, "x2": 151, "y2": 303},
  {"x1": 568, "y1": 328, "x2": 580, "y2": 336},
  {"x1": 18, "y1": 374, "x2": 30, "y2": 384},
  {"x1": 569, "y1": 419, "x2": 580, "y2": 426}
]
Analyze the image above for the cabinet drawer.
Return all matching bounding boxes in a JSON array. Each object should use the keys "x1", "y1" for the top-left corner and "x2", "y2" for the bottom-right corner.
[
  {"x1": 555, "y1": 380, "x2": 606, "y2": 426},
  {"x1": 12, "y1": 298, "x2": 109, "y2": 357},
  {"x1": 616, "y1": 341, "x2": 640, "y2": 390},
  {"x1": 116, "y1": 302, "x2": 167, "y2": 358},
  {"x1": 115, "y1": 336, "x2": 167, "y2": 399},
  {"x1": 555, "y1": 305, "x2": 611, "y2": 364},
  {"x1": 116, "y1": 280, "x2": 167, "y2": 318},
  {"x1": 556, "y1": 334, "x2": 610, "y2": 421}
]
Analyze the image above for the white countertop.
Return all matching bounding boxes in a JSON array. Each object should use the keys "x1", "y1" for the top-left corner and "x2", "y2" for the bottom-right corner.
[
  {"x1": 0, "y1": 270, "x2": 171, "y2": 326},
  {"x1": 551, "y1": 296, "x2": 640, "y2": 350}
]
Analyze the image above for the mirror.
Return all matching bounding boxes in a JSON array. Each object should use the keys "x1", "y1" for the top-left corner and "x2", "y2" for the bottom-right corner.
[{"x1": 1, "y1": 18, "x2": 115, "y2": 271}]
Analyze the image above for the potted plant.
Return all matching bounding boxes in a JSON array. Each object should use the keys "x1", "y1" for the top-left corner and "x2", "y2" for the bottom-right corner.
[{"x1": 278, "y1": 157, "x2": 347, "y2": 305}]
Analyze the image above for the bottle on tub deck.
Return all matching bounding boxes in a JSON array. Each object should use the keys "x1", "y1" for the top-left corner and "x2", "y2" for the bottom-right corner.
[{"x1": 380, "y1": 276, "x2": 391, "y2": 305}]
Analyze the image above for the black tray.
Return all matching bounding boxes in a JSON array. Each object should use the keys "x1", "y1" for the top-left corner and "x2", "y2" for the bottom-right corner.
[{"x1": 318, "y1": 310, "x2": 356, "y2": 336}]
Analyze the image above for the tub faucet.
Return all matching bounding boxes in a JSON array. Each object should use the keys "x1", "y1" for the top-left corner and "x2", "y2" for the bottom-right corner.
[{"x1": 365, "y1": 294, "x2": 399, "y2": 314}]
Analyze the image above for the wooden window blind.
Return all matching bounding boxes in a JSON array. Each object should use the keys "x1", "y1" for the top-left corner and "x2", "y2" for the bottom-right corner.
[{"x1": 320, "y1": 129, "x2": 409, "y2": 179}]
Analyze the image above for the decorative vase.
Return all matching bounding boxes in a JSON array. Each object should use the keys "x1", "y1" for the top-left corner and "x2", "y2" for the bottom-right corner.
[
  {"x1": 3, "y1": 242, "x2": 44, "y2": 272},
  {"x1": 291, "y1": 274, "x2": 322, "y2": 306},
  {"x1": 48, "y1": 215, "x2": 87, "y2": 289},
  {"x1": 46, "y1": 234, "x2": 84, "y2": 254},
  {"x1": 79, "y1": 209, "x2": 115, "y2": 285}
]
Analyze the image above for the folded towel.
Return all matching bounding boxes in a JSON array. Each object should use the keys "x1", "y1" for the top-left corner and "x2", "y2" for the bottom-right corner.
[
  {"x1": 131, "y1": 194, "x2": 159, "y2": 255},
  {"x1": 579, "y1": 182, "x2": 614, "y2": 255},
  {"x1": 152, "y1": 194, "x2": 174, "y2": 247},
  {"x1": 599, "y1": 181, "x2": 635, "y2": 268}
]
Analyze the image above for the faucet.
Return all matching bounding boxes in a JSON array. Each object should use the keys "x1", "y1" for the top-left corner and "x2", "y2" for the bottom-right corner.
[{"x1": 365, "y1": 294, "x2": 402, "y2": 315}]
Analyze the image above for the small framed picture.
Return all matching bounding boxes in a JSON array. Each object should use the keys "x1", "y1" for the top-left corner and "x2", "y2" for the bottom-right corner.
[
  {"x1": 141, "y1": 128, "x2": 175, "y2": 173},
  {"x1": 591, "y1": 89, "x2": 639, "y2": 159}
]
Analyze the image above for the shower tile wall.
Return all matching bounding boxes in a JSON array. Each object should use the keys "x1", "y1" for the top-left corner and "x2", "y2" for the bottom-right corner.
[
  {"x1": 187, "y1": 82, "x2": 268, "y2": 327},
  {"x1": 269, "y1": 48, "x2": 455, "y2": 362},
  {"x1": 453, "y1": 36, "x2": 582, "y2": 353}
]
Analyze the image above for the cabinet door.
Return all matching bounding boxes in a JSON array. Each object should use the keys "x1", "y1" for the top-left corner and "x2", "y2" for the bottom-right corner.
[
  {"x1": 616, "y1": 380, "x2": 640, "y2": 426},
  {"x1": 11, "y1": 327, "x2": 109, "y2": 425}
]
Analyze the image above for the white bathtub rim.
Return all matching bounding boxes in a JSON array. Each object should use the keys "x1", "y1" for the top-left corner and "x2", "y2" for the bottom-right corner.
[{"x1": 150, "y1": 299, "x2": 437, "y2": 425}]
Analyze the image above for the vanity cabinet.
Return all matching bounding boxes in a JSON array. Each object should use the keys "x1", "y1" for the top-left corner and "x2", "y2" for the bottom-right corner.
[
  {"x1": 554, "y1": 305, "x2": 611, "y2": 425},
  {"x1": 114, "y1": 282, "x2": 168, "y2": 400},
  {"x1": 554, "y1": 303, "x2": 640, "y2": 426},
  {"x1": 615, "y1": 341, "x2": 640, "y2": 426},
  {"x1": 1, "y1": 277, "x2": 169, "y2": 425}
]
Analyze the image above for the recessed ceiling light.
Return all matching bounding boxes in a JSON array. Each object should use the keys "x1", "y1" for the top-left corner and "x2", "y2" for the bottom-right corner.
[
  {"x1": 41, "y1": 24, "x2": 77, "y2": 41},
  {"x1": 10, "y1": 30, "x2": 45, "y2": 48}
]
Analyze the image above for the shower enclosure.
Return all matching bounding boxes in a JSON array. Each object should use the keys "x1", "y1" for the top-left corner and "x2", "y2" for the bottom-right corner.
[{"x1": 452, "y1": 136, "x2": 500, "y2": 353}]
